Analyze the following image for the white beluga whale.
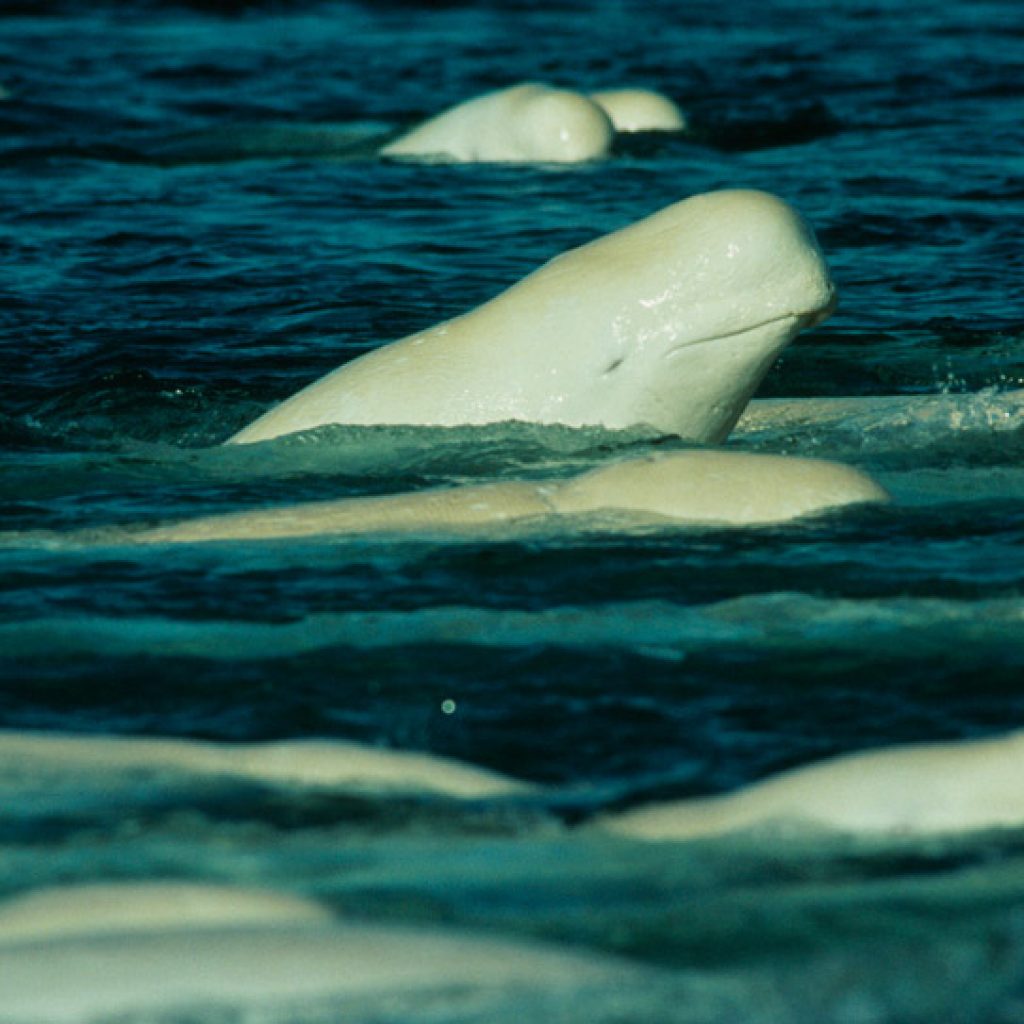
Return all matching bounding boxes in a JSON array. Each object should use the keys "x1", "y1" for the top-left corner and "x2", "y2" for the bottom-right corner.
[
  {"x1": 589, "y1": 88, "x2": 687, "y2": 132},
  {"x1": 600, "y1": 729, "x2": 1024, "y2": 841},
  {"x1": 146, "y1": 83, "x2": 686, "y2": 167},
  {"x1": 0, "y1": 881, "x2": 655, "y2": 1024},
  {"x1": 0, "y1": 729, "x2": 529, "y2": 799},
  {"x1": 0, "y1": 882, "x2": 335, "y2": 946},
  {"x1": 379, "y1": 82, "x2": 614, "y2": 164},
  {"x1": 228, "y1": 189, "x2": 836, "y2": 446},
  {"x1": 124, "y1": 450, "x2": 888, "y2": 544}
]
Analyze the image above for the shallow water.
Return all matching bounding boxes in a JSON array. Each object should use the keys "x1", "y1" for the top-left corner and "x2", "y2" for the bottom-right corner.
[{"x1": 2, "y1": 0, "x2": 1024, "y2": 1020}]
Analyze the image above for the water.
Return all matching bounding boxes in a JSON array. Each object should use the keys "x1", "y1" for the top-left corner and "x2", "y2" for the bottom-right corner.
[{"x1": 2, "y1": 0, "x2": 1024, "y2": 1020}]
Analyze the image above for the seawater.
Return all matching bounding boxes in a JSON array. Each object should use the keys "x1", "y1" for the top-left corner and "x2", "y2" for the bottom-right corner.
[{"x1": 1, "y1": 0, "x2": 1023, "y2": 1020}]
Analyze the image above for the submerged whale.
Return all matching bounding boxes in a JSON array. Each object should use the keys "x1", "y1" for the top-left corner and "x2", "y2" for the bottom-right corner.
[
  {"x1": 228, "y1": 190, "x2": 835, "y2": 445},
  {"x1": 589, "y1": 88, "x2": 687, "y2": 132},
  {"x1": 132, "y1": 450, "x2": 888, "y2": 544},
  {"x1": 0, "y1": 883, "x2": 334, "y2": 946},
  {"x1": 0, "y1": 883, "x2": 651, "y2": 1024},
  {"x1": 0, "y1": 729, "x2": 527, "y2": 799},
  {"x1": 3, "y1": 727, "x2": 1023, "y2": 841},
  {"x1": 601, "y1": 729, "x2": 1024, "y2": 841},
  {"x1": 380, "y1": 82, "x2": 614, "y2": 164}
]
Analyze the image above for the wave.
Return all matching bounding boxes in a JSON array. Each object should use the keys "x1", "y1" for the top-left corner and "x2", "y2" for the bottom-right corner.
[
  {"x1": 737, "y1": 388, "x2": 1024, "y2": 467},
  {"x1": 3, "y1": 593, "x2": 1021, "y2": 663}
]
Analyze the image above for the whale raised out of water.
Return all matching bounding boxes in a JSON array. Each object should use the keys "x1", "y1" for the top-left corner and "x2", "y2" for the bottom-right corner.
[
  {"x1": 228, "y1": 189, "x2": 836, "y2": 446},
  {"x1": 0, "y1": 189, "x2": 889, "y2": 547}
]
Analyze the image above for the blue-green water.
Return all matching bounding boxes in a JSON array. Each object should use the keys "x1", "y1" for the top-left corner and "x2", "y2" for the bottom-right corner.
[{"x1": 1, "y1": 0, "x2": 1024, "y2": 1020}]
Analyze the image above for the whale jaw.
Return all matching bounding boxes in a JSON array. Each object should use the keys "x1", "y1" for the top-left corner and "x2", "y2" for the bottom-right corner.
[
  {"x1": 653, "y1": 193, "x2": 836, "y2": 443},
  {"x1": 656, "y1": 294, "x2": 837, "y2": 443},
  {"x1": 587, "y1": 303, "x2": 829, "y2": 444}
]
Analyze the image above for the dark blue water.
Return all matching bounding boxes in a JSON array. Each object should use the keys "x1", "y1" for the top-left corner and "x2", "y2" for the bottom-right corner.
[{"x1": 1, "y1": 1, "x2": 1024, "y2": 1020}]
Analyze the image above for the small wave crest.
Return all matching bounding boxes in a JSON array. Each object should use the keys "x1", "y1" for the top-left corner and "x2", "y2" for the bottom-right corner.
[{"x1": 737, "y1": 388, "x2": 1024, "y2": 467}]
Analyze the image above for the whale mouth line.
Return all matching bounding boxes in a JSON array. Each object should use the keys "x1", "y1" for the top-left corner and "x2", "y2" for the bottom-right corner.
[
  {"x1": 663, "y1": 291, "x2": 837, "y2": 359},
  {"x1": 663, "y1": 312, "x2": 801, "y2": 359}
]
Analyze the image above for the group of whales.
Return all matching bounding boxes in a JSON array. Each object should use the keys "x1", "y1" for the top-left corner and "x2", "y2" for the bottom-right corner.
[
  {"x1": 129, "y1": 185, "x2": 890, "y2": 544},
  {"x1": 4, "y1": 723, "x2": 1024, "y2": 1019},
  {"x1": 379, "y1": 82, "x2": 687, "y2": 163},
  {"x1": 3, "y1": 86, "x2": 1023, "y2": 1022},
  {"x1": 59, "y1": 84, "x2": 1020, "y2": 837},
  {"x1": 5, "y1": 726, "x2": 1024, "y2": 839},
  {"x1": 26, "y1": 84, "x2": 1024, "y2": 544},
  {"x1": 2, "y1": 724, "x2": 1024, "y2": 1020},
  {"x1": 11, "y1": 85, "x2": 1020, "y2": 829},
  {"x1": 0, "y1": 881, "x2": 662, "y2": 1023},
  {"x1": 144, "y1": 81, "x2": 688, "y2": 167}
]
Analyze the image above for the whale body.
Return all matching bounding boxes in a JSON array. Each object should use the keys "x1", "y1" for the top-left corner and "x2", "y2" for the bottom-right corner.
[
  {"x1": 379, "y1": 82, "x2": 614, "y2": 164},
  {"x1": 0, "y1": 883, "x2": 649, "y2": 1024},
  {"x1": 601, "y1": 729, "x2": 1024, "y2": 841},
  {"x1": 589, "y1": 88, "x2": 687, "y2": 132},
  {"x1": 133, "y1": 450, "x2": 888, "y2": 544},
  {"x1": 0, "y1": 729, "x2": 528, "y2": 799},
  {"x1": 0, "y1": 883, "x2": 334, "y2": 946},
  {"x1": 3, "y1": 727, "x2": 1022, "y2": 844},
  {"x1": 228, "y1": 190, "x2": 835, "y2": 445}
]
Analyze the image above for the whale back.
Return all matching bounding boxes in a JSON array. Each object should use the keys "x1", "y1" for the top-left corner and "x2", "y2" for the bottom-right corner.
[
  {"x1": 603, "y1": 730, "x2": 1024, "y2": 840},
  {"x1": 0, "y1": 883, "x2": 333, "y2": 946},
  {"x1": 551, "y1": 450, "x2": 889, "y2": 526},
  {"x1": 380, "y1": 83, "x2": 614, "y2": 164},
  {"x1": 133, "y1": 450, "x2": 888, "y2": 545},
  {"x1": 589, "y1": 88, "x2": 687, "y2": 132}
]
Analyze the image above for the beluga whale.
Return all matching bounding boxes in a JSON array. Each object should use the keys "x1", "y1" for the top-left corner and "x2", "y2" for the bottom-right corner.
[
  {"x1": 0, "y1": 881, "x2": 654, "y2": 1023},
  {"x1": 136, "y1": 450, "x2": 888, "y2": 544},
  {"x1": 600, "y1": 729, "x2": 1024, "y2": 841},
  {"x1": 379, "y1": 82, "x2": 614, "y2": 164},
  {"x1": 228, "y1": 189, "x2": 836, "y2": 446},
  {"x1": 588, "y1": 88, "x2": 687, "y2": 133}
]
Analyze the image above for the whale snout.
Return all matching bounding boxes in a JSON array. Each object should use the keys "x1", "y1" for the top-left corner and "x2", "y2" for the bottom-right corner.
[
  {"x1": 597, "y1": 190, "x2": 838, "y2": 441},
  {"x1": 672, "y1": 190, "x2": 836, "y2": 346},
  {"x1": 801, "y1": 284, "x2": 838, "y2": 328}
]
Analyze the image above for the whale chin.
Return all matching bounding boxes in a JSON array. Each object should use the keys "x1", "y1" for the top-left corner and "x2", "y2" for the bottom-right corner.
[{"x1": 652, "y1": 314, "x2": 811, "y2": 444}]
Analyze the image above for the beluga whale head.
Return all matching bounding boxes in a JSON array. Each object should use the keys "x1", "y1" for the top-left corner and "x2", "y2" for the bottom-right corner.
[
  {"x1": 514, "y1": 188, "x2": 837, "y2": 442},
  {"x1": 228, "y1": 190, "x2": 835, "y2": 446}
]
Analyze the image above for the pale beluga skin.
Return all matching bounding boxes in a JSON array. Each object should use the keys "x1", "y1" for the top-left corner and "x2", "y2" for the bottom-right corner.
[
  {"x1": 130, "y1": 450, "x2": 888, "y2": 544},
  {"x1": 4, "y1": 727, "x2": 1022, "y2": 847},
  {"x1": 600, "y1": 729, "x2": 1024, "y2": 841},
  {"x1": 0, "y1": 729, "x2": 529, "y2": 798},
  {"x1": 0, "y1": 883, "x2": 334, "y2": 946},
  {"x1": 0, "y1": 882, "x2": 649, "y2": 1024},
  {"x1": 228, "y1": 190, "x2": 836, "y2": 445},
  {"x1": 589, "y1": 88, "x2": 687, "y2": 132},
  {"x1": 379, "y1": 82, "x2": 614, "y2": 163}
]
